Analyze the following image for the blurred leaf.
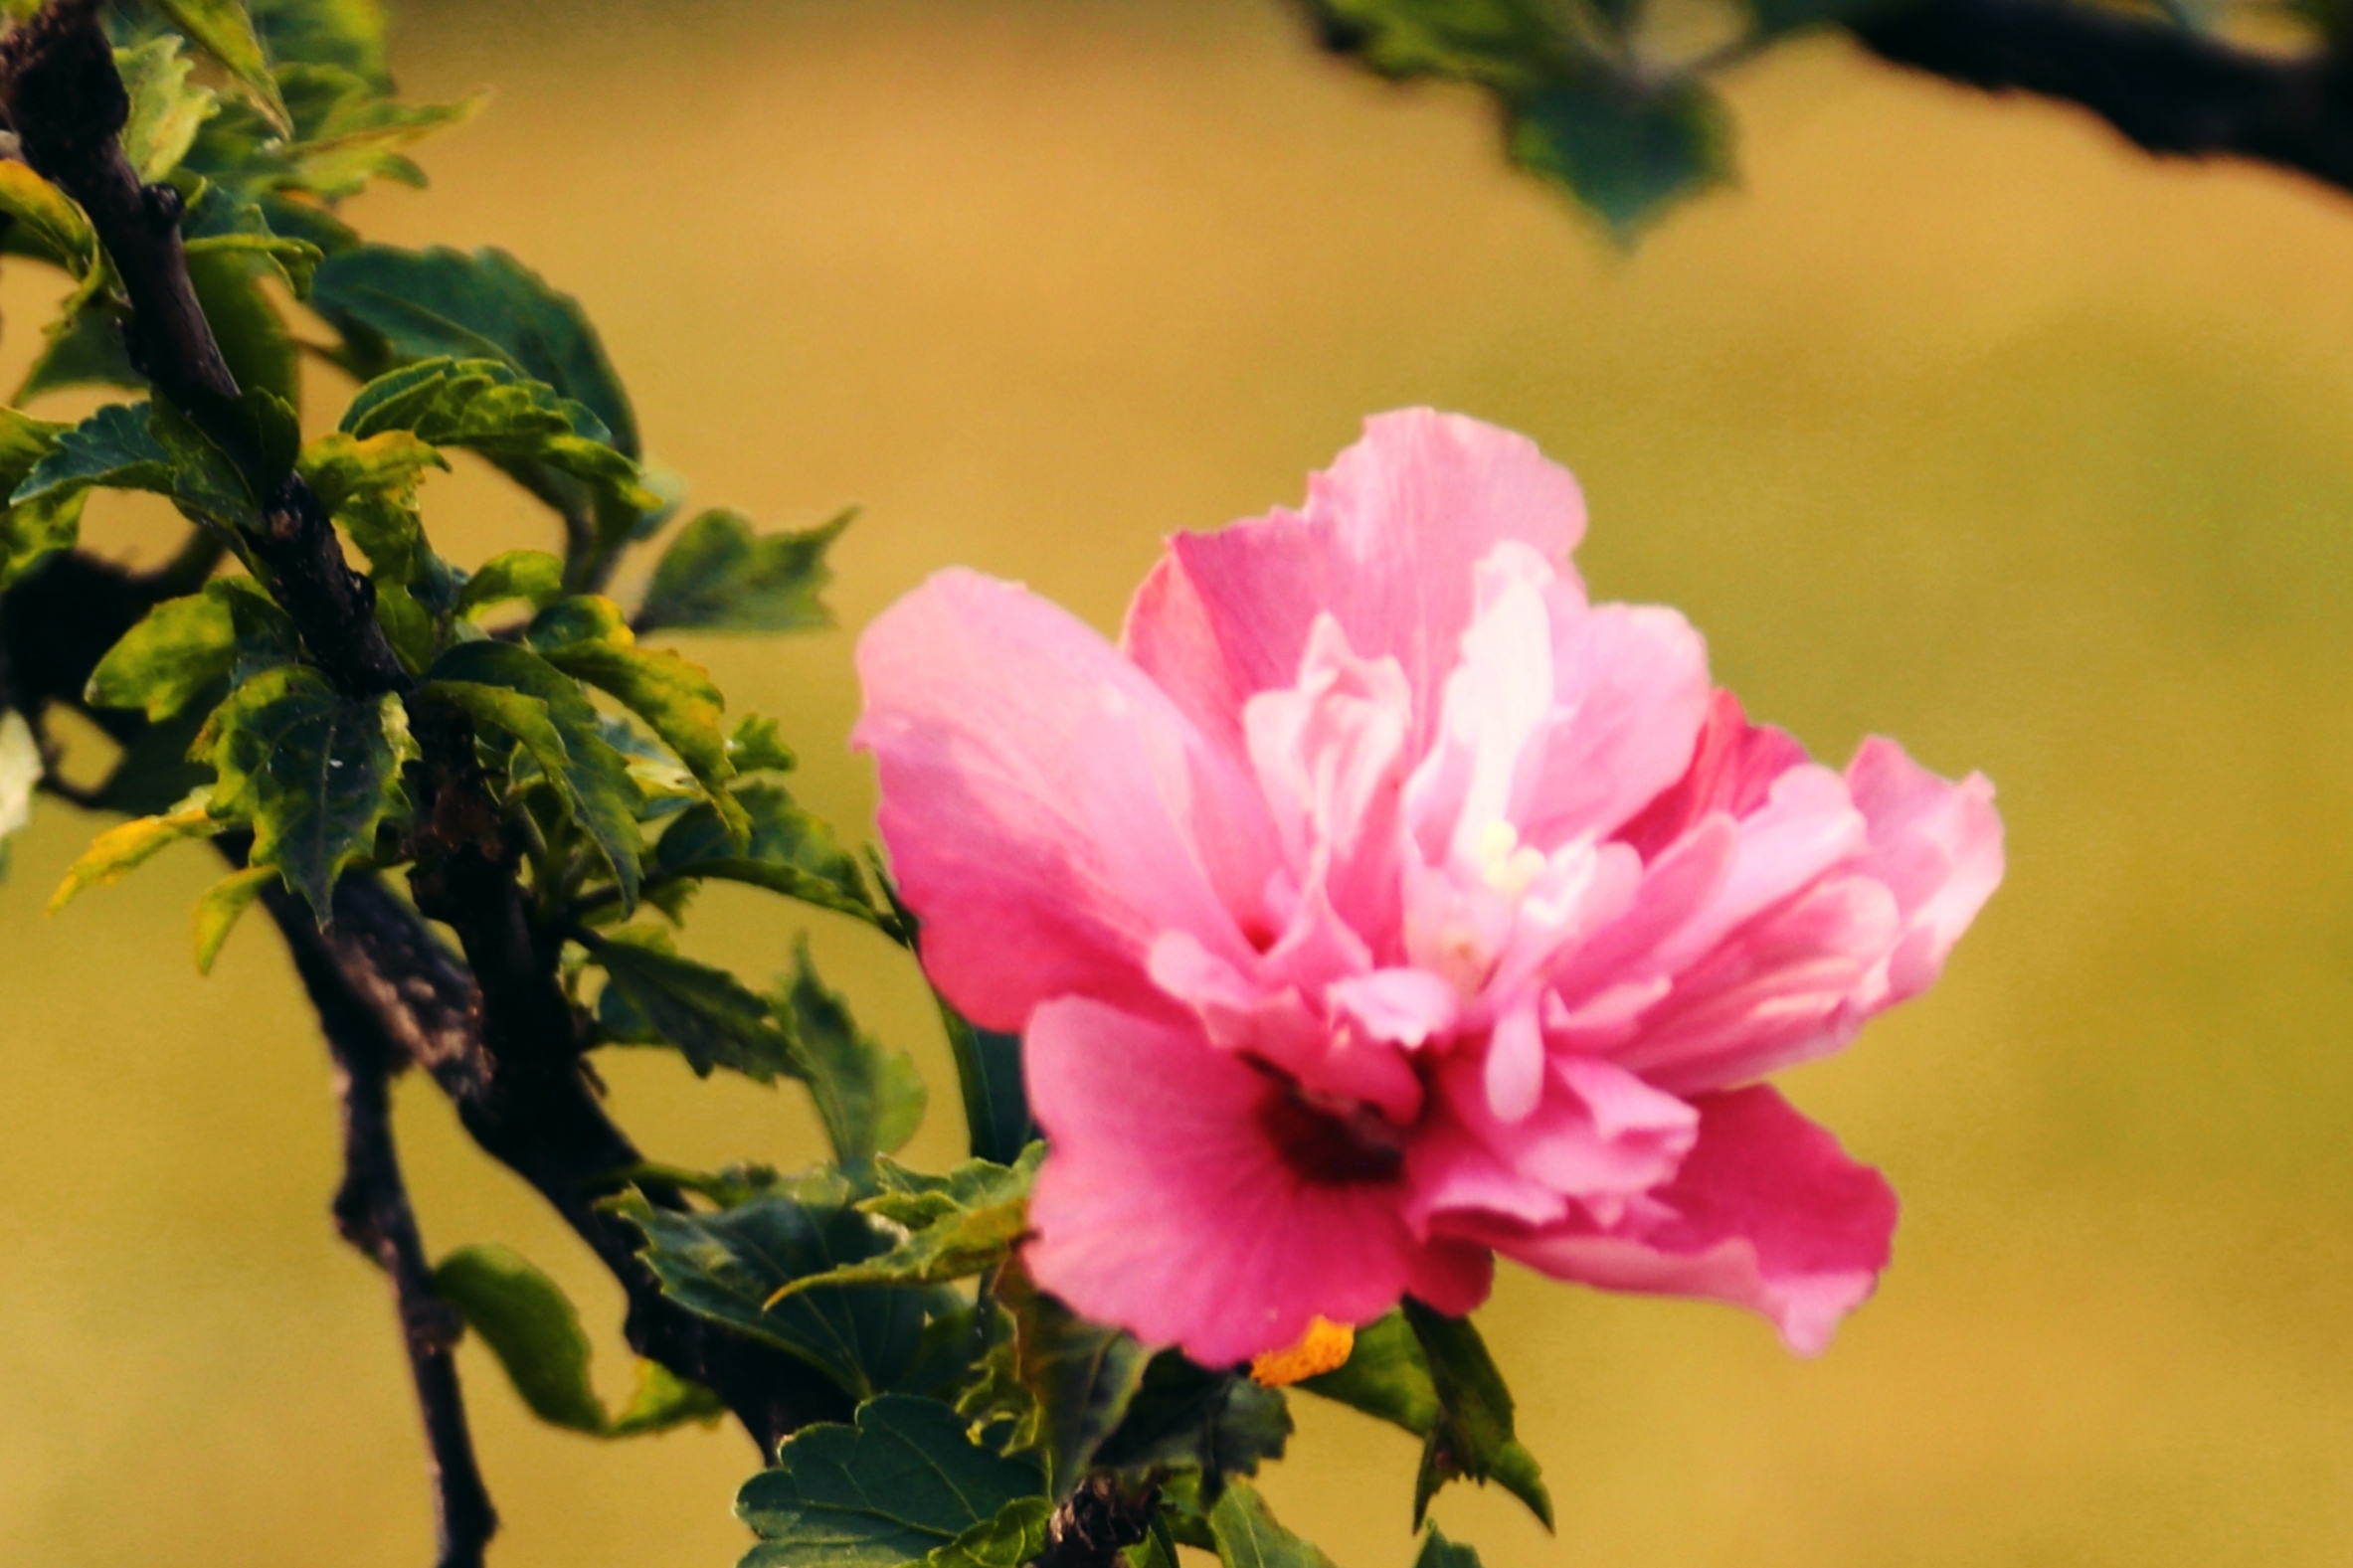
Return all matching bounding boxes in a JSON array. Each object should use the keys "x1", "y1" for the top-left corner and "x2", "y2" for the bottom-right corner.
[
  {"x1": 336, "y1": 357, "x2": 652, "y2": 513},
  {"x1": 925, "y1": 1496, "x2": 1054, "y2": 1568},
  {"x1": 940, "y1": 1002, "x2": 1034, "y2": 1167},
  {"x1": 185, "y1": 247, "x2": 302, "y2": 409},
  {"x1": 1409, "y1": 1525, "x2": 1481, "y2": 1568},
  {"x1": 585, "y1": 925, "x2": 796, "y2": 1082},
  {"x1": 610, "y1": 1357, "x2": 725, "y2": 1436},
  {"x1": 1000, "y1": 1267, "x2": 1152, "y2": 1497},
  {"x1": 153, "y1": 0, "x2": 293, "y2": 132},
  {"x1": 0, "y1": 408, "x2": 82, "y2": 591},
  {"x1": 1093, "y1": 1351, "x2": 1292, "y2": 1486},
  {"x1": 300, "y1": 430, "x2": 452, "y2": 669},
  {"x1": 87, "y1": 578, "x2": 298, "y2": 723},
  {"x1": 432, "y1": 1243, "x2": 608, "y2": 1434},
  {"x1": 1399, "y1": 1301, "x2": 1552, "y2": 1532},
  {"x1": 525, "y1": 595, "x2": 742, "y2": 835},
  {"x1": 0, "y1": 709, "x2": 39, "y2": 880},
  {"x1": 117, "y1": 36, "x2": 220, "y2": 182},
  {"x1": 192, "y1": 863, "x2": 276, "y2": 972},
  {"x1": 426, "y1": 639, "x2": 644, "y2": 907},
  {"x1": 195, "y1": 665, "x2": 416, "y2": 922},
  {"x1": 653, "y1": 782, "x2": 879, "y2": 929},
  {"x1": 767, "y1": 1144, "x2": 1043, "y2": 1304},
  {"x1": 606, "y1": 1177, "x2": 936, "y2": 1401},
  {"x1": 1207, "y1": 1483, "x2": 1337, "y2": 1568},
  {"x1": 269, "y1": 64, "x2": 483, "y2": 200},
  {"x1": 1296, "y1": 1310, "x2": 1437, "y2": 1437},
  {"x1": 728, "y1": 715, "x2": 797, "y2": 775},
  {"x1": 49, "y1": 790, "x2": 221, "y2": 915},
  {"x1": 635, "y1": 507, "x2": 849, "y2": 635},
  {"x1": 18, "y1": 309, "x2": 143, "y2": 402},
  {"x1": 0, "y1": 162, "x2": 97, "y2": 275},
  {"x1": 775, "y1": 937, "x2": 927, "y2": 1166},
  {"x1": 251, "y1": 0, "x2": 392, "y2": 87},
  {"x1": 736, "y1": 1395, "x2": 1046, "y2": 1568},
  {"x1": 311, "y1": 246, "x2": 637, "y2": 455},
  {"x1": 1508, "y1": 72, "x2": 1731, "y2": 236},
  {"x1": 454, "y1": 549, "x2": 565, "y2": 619}
]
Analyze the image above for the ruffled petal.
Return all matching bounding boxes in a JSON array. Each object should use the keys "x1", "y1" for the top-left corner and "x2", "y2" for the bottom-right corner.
[
  {"x1": 1518, "y1": 602, "x2": 1715, "y2": 848},
  {"x1": 1489, "y1": 1085, "x2": 1897, "y2": 1354},
  {"x1": 1617, "y1": 690, "x2": 1810, "y2": 861},
  {"x1": 854, "y1": 570, "x2": 1278, "y2": 1032},
  {"x1": 1125, "y1": 411, "x2": 1587, "y2": 759},
  {"x1": 1845, "y1": 738, "x2": 2005, "y2": 1008},
  {"x1": 1023, "y1": 996, "x2": 1490, "y2": 1364}
]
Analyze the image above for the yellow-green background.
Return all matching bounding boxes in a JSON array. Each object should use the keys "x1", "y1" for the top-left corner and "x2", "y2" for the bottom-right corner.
[{"x1": 6, "y1": 1, "x2": 2352, "y2": 1562}]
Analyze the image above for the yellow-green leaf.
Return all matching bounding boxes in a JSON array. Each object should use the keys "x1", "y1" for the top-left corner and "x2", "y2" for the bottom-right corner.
[
  {"x1": 193, "y1": 864, "x2": 277, "y2": 972},
  {"x1": 49, "y1": 791, "x2": 221, "y2": 915},
  {"x1": 153, "y1": 0, "x2": 294, "y2": 133},
  {"x1": 116, "y1": 37, "x2": 220, "y2": 183},
  {"x1": 0, "y1": 162, "x2": 95, "y2": 276}
]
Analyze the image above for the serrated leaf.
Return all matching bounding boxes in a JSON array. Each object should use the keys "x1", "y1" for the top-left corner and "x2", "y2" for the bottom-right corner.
[
  {"x1": 1410, "y1": 1525, "x2": 1481, "y2": 1568},
  {"x1": 1508, "y1": 71, "x2": 1732, "y2": 236},
  {"x1": 196, "y1": 665, "x2": 415, "y2": 921},
  {"x1": 454, "y1": 549, "x2": 564, "y2": 619},
  {"x1": 635, "y1": 507, "x2": 849, "y2": 635},
  {"x1": 17, "y1": 309, "x2": 142, "y2": 403},
  {"x1": 87, "y1": 577, "x2": 299, "y2": 722},
  {"x1": 729, "y1": 715, "x2": 796, "y2": 775},
  {"x1": 768, "y1": 1144, "x2": 1042, "y2": 1305},
  {"x1": 606, "y1": 1179, "x2": 935, "y2": 1401},
  {"x1": 585, "y1": 926, "x2": 795, "y2": 1081},
  {"x1": 312, "y1": 247, "x2": 636, "y2": 455},
  {"x1": 924, "y1": 1496, "x2": 1054, "y2": 1568},
  {"x1": 0, "y1": 161, "x2": 97, "y2": 275},
  {"x1": 775, "y1": 938, "x2": 927, "y2": 1166},
  {"x1": 269, "y1": 64, "x2": 483, "y2": 201},
  {"x1": 251, "y1": 0, "x2": 392, "y2": 88},
  {"x1": 431, "y1": 1243, "x2": 608, "y2": 1435},
  {"x1": 335, "y1": 357, "x2": 652, "y2": 513},
  {"x1": 0, "y1": 408, "x2": 81, "y2": 591},
  {"x1": 736, "y1": 1395, "x2": 1046, "y2": 1568},
  {"x1": 1296, "y1": 1310, "x2": 1438, "y2": 1438},
  {"x1": 1093, "y1": 1352, "x2": 1293, "y2": 1485},
  {"x1": 525, "y1": 596, "x2": 741, "y2": 833},
  {"x1": 610, "y1": 1357, "x2": 725, "y2": 1437},
  {"x1": 425, "y1": 639, "x2": 643, "y2": 907},
  {"x1": 997, "y1": 1268, "x2": 1153, "y2": 1498},
  {"x1": 14, "y1": 403, "x2": 172, "y2": 510},
  {"x1": 653, "y1": 783, "x2": 880, "y2": 928},
  {"x1": 192, "y1": 863, "x2": 276, "y2": 972},
  {"x1": 1207, "y1": 1483, "x2": 1338, "y2": 1568},
  {"x1": 49, "y1": 790, "x2": 221, "y2": 915},
  {"x1": 0, "y1": 709, "x2": 39, "y2": 880},
  {"x1": 1399, "y1": 1301, "x2": 1552, "y2": 1532},
  {"x1": 117, "y1": 36, "x2": 221, "y2": 182},
  {"x1": 154, "y1": 0, "x2": 294, "y2": 132}
]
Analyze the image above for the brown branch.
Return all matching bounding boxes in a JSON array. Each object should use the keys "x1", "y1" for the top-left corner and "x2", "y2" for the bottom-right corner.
[
  {"x1": 268, "y1": 877, "x2": 499, "y2": 1568},
  {"x1": 1035, "y1": 1478, "x2": 1159, "y2": 1568},
  {"x1": 1849, "y1": 0, "x2": 2353, "y2": 197}
]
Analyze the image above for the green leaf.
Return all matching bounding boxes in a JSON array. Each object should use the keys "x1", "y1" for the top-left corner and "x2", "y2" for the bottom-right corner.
[
  {"x1": 1507, "y1": 71, "x2": 1731, "y2": 237},
  {"x1": 729, "y1": 715, "x2": 797, "y2": 775},
  {"x1": 87, "y1": 577, "x2": 299, "y2": 723},
  {"x1": 17, "y1": 309, "x2": 143, "y2": 403},
  {"x1": 0, "y1": 709, "x2": 39, "y2": 880},
  {"x1": 23, "y1": 397, "x2": 293, "y2": 534},
  {"x1": 775, "y1": 938, "x2": 927, "y2": 1166},
  {"x1": 268, "y1": 64, "x2": 483, "y2": 201},
  {"x1": 585, "y1": 925, "x2": 796, "y2": 1081},
  {"x1": 454, "y1": 549, "x2": 565, "y2": 619},
  {"x1": 1207, "y1": 1482, "x2": 1338, "y2": 1568},
  {"x1": 0, "y1": 162, "x2": 97, "y2": 275},
  {"x1": 606, "y1": 1177, "x2": 936, "y2": 1401},
  {"x1": 48, "y1": 790, "x2": 222, "y2": 915},
  {"x1": 251, "y1": 0, "x2": 392, "y2": 87},
  {"x1": 153, "y1": 0, "x2": 294, "y2": 132},
  {"x1": 1296, "y1": 1310, "x2": 1438, "y2": 1439},
  {"x1": 192, "y1": 863, "x2": 276, "y2": 972},
  {"x1": 117, "y1": 36, "x2": 221, "y2": 182},
  {"x1": 336, "y1": 357, "x2": 653, "y2": 513},
  {"x1": 610, "y1": 1358, "x2": 726, "y2": 1437},
  {"x1": 768, "y1": 1144, "x2": 1043, "y2": 1304},
  {"x1": 15, "y1": 403, "x2": 171, "y2": 510},
  {"x1": 923, "y1": 1496, "x2": 1054, "y2": 1568},
  {"x1": 186, "y1": 229, "x2": 325, "y2": 298},
  {"x1": 735, "y1": 1395, "x2": 1046, "y2": 1568},
  {"x1": 525, "y1": 596, "x2": 741, "y2": 834},
  {"x1": 425, "y1": 639, "x2": 644, "y2": 907},
  {"x1": 298, "y1": 430, "x2": 452, "y2": 669},
  {"x1": 636, "y1": 507, "x2": 850, "y2": 635},
  {"x1": 1093, "y1": 1352, "x2": 1292, "y2": 1485},
  {"x1": 312, "y1": 248, "x2": 637, "y2": 455},
  {"x1": 196, "y1": 665, "x2": 416, "y2": 921},
  {"x1": 432, "y1": 1243, "x2": 608, "y2": 1435},
  {"x1": 1410, "y1": 1525, "x2": 1482, "y2": 1568},
  {"x1": 1399, "y1": 1300, "x2": 1553, "y2": 1532},
  {"x1": 940, "y1": 1002, "x2": 1034, "y2": 1167},
  {"x1": 654, "y1": 783, "x2": 879, "y2": 929},
  {"x1": 1001, "y1": 1270, "x2": 1153, "y2": 1497},
  {"x1": 0, "y1": 408, "x2": 82, "y2": 590}
]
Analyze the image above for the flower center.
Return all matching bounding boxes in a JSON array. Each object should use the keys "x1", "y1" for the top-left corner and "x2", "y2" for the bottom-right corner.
[
  {"x1": 1256, "y1": 1083, "x2": 1406, "y2": 1186},
  {"x1": 1476, "y1": 818, "x2": 1546, "y2": 901}
]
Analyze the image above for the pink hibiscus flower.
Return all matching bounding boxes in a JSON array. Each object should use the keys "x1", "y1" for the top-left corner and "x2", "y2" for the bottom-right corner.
[{"x1": 854, "y1": 411, "x2": 2002, "y2": 1366}]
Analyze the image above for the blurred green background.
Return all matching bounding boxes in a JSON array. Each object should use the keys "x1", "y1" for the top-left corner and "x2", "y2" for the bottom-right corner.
[{"x1": 7, "y1": 0, "x2": 2353, "y2": 1562}]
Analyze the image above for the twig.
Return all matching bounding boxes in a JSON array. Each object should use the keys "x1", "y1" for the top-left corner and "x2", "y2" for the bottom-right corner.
[
  {"x1": 269, "y1": 876, "x2": 500, "y2": 1568},
  {"x1": 1849, "y1": 0, "x2": 2353, "y2": 197},
  {"x1": 1034, "y1": 1478, "x2": 1159, "y2": 1568}
]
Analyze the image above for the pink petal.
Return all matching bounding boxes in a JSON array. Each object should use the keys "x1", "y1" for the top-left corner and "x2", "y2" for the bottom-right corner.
[
  {"x1": 1327, "y1": 967, "x2": 1460, "y2": 1048},
  {"x1": 1845, "y1": 738, "x2": 2005, "y2": 1007},
  {"x1": 1617, "y1": 690, "x2": 1810, "y2": 861},
  {"x1": 854, "y1": 570, "x2": 1278, "y2": 1032},
  {"x1": 1518, "y1": 602, "x2": 1715, "y2": 847},
  {"x1": 1023, "y1": 995, "x2": 1490, "y2": 1364},
  {"x1": 1125, "y1": 411, "x2": 1587, "y2": 761},
  {"x1": 1491, "y1": 1085, "x2": 1897, "y2": 1354}
]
